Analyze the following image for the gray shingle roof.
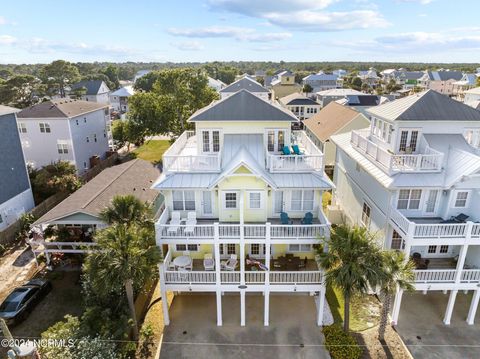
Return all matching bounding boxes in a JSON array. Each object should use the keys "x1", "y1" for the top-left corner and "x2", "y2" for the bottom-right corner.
[
  {"x1": 34, "y1": 159, "x2": 161, "y2": 225},
  {"x1": 279, "y1": 93, "x2": 319, "y2": 106},
  {"x1": 426, "y1": 71, "x2": 463, "y2": 81},
  {"x1": 0, "y1": 105, "x2": 19, "y2": 116},
  {"x1": 70, "y1": 80, "x2": 109, "y2": 95},
  {"x1": 366, "y1": 90, "x2": 480, "y2": 122},
  {"x1": 189, "y1": 90, "x2": 298, "y2": 122},
  {"x1": 18, "y1": 99, "x2": 108, "y2": 119},
  {"x1": 220, "y1": 77, "x2": 269, "y2": 93}
]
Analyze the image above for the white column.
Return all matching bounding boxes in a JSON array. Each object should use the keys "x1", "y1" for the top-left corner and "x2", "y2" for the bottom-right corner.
[
  {"x1": 316, "y1": 287, "x2": 326, "y2": 326},
  {"x1": 158, "y1": 263, "x2": 170, "y2": 325},
  {"x1": 391, "y1": 288, "x2": 403, "y2": 325},
  {"x1": 214, "y1": 223, "x2": 222, "y2": 326},
  {"x1": 467, "y1": 289, "x2": 480, "y2": 325},
  {"x1": 216, "y1": 290, "x2": 223, "y2": 326},
  {"x1": 264, "y1": 222, "x2": 271, "y2": 326},
  {"x1": 239, "y1": 191, "x2": 245, "y2": 286},
  {"x1": 443, "y1": 290, "x2": 458, "y2": 325},
  {"x1": 264, "y1": 291, "x2": 270, "y2": 326},
  {"x1": 454, "y1": 244, "x2": 469, "y2": 283},
  {"x1": 240, "y1": 290, "x2": 246, "y2": 326}
]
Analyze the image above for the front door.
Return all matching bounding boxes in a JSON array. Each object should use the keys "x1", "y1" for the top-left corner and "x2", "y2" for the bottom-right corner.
[
  {"x1": 202, "y1": 191, "x2": 213, "y2": 216},
  {"x1": 423, "y1": 190, "x2": 439, "y2": 216},
  {"x1": 274, "y1": 190, "x2": 284, "y2": 214}
]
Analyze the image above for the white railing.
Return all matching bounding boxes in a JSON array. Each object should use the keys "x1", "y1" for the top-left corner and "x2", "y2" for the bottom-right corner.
[
  {"x1": 29, "y1": 241, "x2": 98, "y2": 255},
  {"x1": 268, "y1": 154, "x2": 324, "y2": 172},
  {"x1": 350, "y1": 130, "x2": 443, "y2": 174},
  {"x1": 156, "y1": 224, "x2": 215, "y2": 238},
  {"x1": 414, "y1": 269, "x2": 456, "y2": 283},
  {"x1": 220, "y1": 271, "x2": 241, "y2": 284},
  {"x1": 270, "y1": 225, "x2": 328, "y2": 239},
  {"x1": 461, "y1": 269, "x2": 480, "y2": 283},
  {"x1": 245, "y1": 271, "x2": 266, "y2": 284},
  {"x1": 162, "y1": 131, "x2": 221, "y2": 172},
  {"x1": 218, "y1": 224, "x2": 241, "y2": 238},
  {"x1": 270, "y1": 271, "x2": 323, "y2": 284},
  {"x1": 244, "y1": 225, "x2": 266, "y2": 238},
  {"x1": 165, "y1": 271, "x2": 216, "y2": 284}
]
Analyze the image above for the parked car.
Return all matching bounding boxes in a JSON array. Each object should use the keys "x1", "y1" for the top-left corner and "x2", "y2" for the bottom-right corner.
[{"x1": 0, "y1": 279, "x2": 52, "y2": 326}]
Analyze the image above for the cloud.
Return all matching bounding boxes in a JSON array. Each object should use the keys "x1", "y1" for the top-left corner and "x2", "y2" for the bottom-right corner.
[
  {"x1": 207, "y1": 0, "x2": 388, "y2": 31},
  {"x1": 0, "y1": 35, "x2": 16, "y2": 45},
  {"x1": 172, "y1": 41, "x2": 205, "y2": 51},
  {"x1": 396, "y1": 0, "x2": 434, "y2": 4},
  {"x1": 167, "y1": 26, "x2": 292, "y2": 42}
]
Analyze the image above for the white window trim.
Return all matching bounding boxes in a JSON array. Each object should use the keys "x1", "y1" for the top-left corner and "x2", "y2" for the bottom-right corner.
[
  {"x1": 265, "y1": 128, "x2": 288, "y2": 153},
  {"x1": 175, "y1": 244, "x2": 199, "y2": 252},
  {"x1": 361, "y1": 201, "x2": 371, "y2": 228},
  {"x1": 287, "y1": 244, "x2": 312, "y2": 252},
  {"x1": 222, "y1": 191, "x2": 239, "y2": 210},
  {"x1": 397, "y1": 189, "x2": 423, "y2": 210},
  {"x1": 452, "y1": 190, "x2": 471, "y2": 208},
  {"x1": 172, "y1": 190, "x2": 196, "y2": 211},
  {"x1": 396, "y1": 128, "x2": 422, "y2": 153},
  {"x1": 201, "y1": 129, "x2": 221, "y2": 154},
  {"x1": 290, "y1": 190, "x2": 315, "y2": 212},
  {"x1": 247, "y1": 191, "x2": 264, "y2": 210}
]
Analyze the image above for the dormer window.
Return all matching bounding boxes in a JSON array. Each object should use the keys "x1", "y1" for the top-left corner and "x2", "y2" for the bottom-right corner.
[
  {"x1": 399, "y1": 130, "x2": 419, "y2": 152},
  {"x1": 267, "y1": 129, "x2": 286, "y2": 152},
  {"x1": 371, "y1": 118, "x2": 392, "y2": 144},
  {"x1": 202, "y1": 130, "x2": 220, "y2": 154}
]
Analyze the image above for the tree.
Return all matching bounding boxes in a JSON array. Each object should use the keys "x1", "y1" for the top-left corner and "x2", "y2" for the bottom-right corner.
[
  {"x1": 40, "y1": 60, "x2": 80, "y2": 98},
  {"x1": 127, "y1": 92, "x2": 168, "y2": 138},
  {"x1": 477, "y1": 76, "x2": 480, "y2": 87},
  {"x1": 318, "y1": 225, "x2": 384, "y2": 332},
  {"x1": 101, "y1": 65, "x2": 120, "y2": 90},
  {"x1": 385, "y1": 79, "x2": 401, "y2": 93},
  {"x1": 303, "y1": 83, "x2": 313, "y2": 94},
  {"x1": 0, "y1": 74, "x2": 44, "y2": 107},
  {"x1": 349, "y1": 77, "x2": 363, "y2": 91},
  {"x1": 378, "y1": 251, "x2": 415, "y2": 341},
  {"x1": 99, "y1": 195, "x2": 152, "y2": 227}
]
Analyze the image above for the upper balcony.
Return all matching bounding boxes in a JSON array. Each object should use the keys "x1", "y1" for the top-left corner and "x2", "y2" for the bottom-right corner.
[
  {"x1": 350, "y1": 129, "x2": 444, "y2": 174},
  {"x1": 162, "y1": 131, "x2": 221, "y2": 173},
  {"x1": 267, "y1": 131, "x2": 324, "y2": 173}
]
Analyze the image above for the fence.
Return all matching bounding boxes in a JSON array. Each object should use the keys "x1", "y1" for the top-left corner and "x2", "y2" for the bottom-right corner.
[{"x1": 81, "y1": 152, "x2": 119, "y2": 182}]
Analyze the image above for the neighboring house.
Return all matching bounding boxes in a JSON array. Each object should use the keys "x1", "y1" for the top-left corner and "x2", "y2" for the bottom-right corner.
[
  {"x1": 330, "y1": 90, "x2": 480, "y2": 326},
  {"x1": 332, "y1": 69, "x2": 347, "y2": 78},
  {"x1": 335, "y1": 94, "x2": 389, "y2": 115},
  {"x1": 316, "y1": 88, "x2": 363, "y2": 108},
  {"x1": 0, "y1": 106, "x2": 35, "y2": 231},
  {"x1": 207, "y1": 77, "x2": 227, "y2": 92},
  {"x1": 358, "y1": 68, "x2": 380, "y2": 86},
  {"x1": 303, "y1": 102, "x2": 369, "y2": 170},
  {"x1": 302, "y1": 72, "x2": 340, "y2": 93},
  {"x1": 395, "y1": 71, "x2": 424, "y2": 89},
  {"x1": 278, "y1": 93, "x2": 321, "y2": 121},
  {"x1": 464, "y1": 87, "x2": 480, "y2": 110},
  {"x1": 17, "y1": 100, "x2": 111, "y2": 174},
  {"x1": 452, "y1": 74, "x2": 478, "y2": 99},
  {"x1": 154, "y1": 89, "x2": 333, "y2": 327},
  {"x1": 70, "y1": 80, "x2": 110, "y2": 103},
  {"x1": 270, "y1": 70, "x2": 302, "y2": 99},
  {"x1": 134, "y1": 70, "x2": 151, "y2": 83},
  {"x1": 110, "y1": 86, "x2": 135, "y2": 113},
  {"x1": 418, "y1": 70, "x2": 463, "y2": 95},
  {"x1": 219, "y1": 77, "x2": 270, "y2": 100}
]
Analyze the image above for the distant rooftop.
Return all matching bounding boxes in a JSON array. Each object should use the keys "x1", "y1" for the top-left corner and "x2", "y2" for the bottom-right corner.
[
  {"x1": 279, "y1": 93, "x2": 319, "y2": 106},
  {"x1": 70, "y1": 80, "x2": 109, "y2": 95},
  {"x1": 111, "y1": 86, "x2": 135, "y2": 97},
  {"x1": 18, "y1": 99, "x2": 108, "y2": 119},
  {"x1": 220, "y1": 77, "x2": 269, "y2": 94},
  {"x1": 316, "y1": 88, "x2": 363, "y2": 97},
  {"x1": 0, "y1": 105, "x2": 19, "y2": 116}
]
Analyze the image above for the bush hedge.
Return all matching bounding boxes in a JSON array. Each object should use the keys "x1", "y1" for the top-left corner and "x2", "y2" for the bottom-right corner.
[{"x1": 323, "y1": 324, "x2": 362, "y2": 359}]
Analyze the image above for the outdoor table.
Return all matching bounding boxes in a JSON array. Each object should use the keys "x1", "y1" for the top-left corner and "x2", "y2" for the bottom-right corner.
[{"x1": 173, "y1": 255, "x2": 192, "y2": 268}]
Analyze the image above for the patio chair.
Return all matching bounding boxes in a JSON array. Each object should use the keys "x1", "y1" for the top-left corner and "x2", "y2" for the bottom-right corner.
[
  {"x1": 203, "y1": 253, "x2": 215, "y2": 271},
  {"x1": 301, "y1": 212, "x2": 313, "y2": 225},
  {"x1": 167, "y1": 211, "x2": 181, "y2": 234},
  {"x1": 167, "y1": 261, "x2": 176, "y2": 270},
  {"x1": 291, "y1": 144, "x2": 304, "y2": 155},
  {"x1": 441, "y1": 213, "x2": 469, "y2": 224},
  {"x1": 282, "y1": 146, "x2": 292, "y2": 155},
  {"x1": 185, "y1": 213, "x2": 197, "y2": 235},
  {"x1": 221, "y1": 254, "x2": 238, "y2": 271},
  {"x1": 280, "y1": 212, "x2": 293, "y2": 225}
]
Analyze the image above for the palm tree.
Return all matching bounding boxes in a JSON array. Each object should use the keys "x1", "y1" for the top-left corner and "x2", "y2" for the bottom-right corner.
[
  {"x1": 318, "y1": 224, "x2": 384, "y2": 332},
  {"x1": 84, "y1": 224, "x2": 161, "y2": 340},
  {"x1": 378, "y1": 250, "x2": 415, "y2": 341},
  {"x1": 99, "y1": 195, "x2": 152, "y2": 227}
]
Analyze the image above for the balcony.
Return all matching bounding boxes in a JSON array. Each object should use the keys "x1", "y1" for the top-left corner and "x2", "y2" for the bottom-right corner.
[
  {"x1": 162, "y1": 131, "x2": 221, "y2": 173},
  {"x1": 389, "y1": 206, "x2": 480, "y2": 245},
  {"x1": 350, "y1": 129, "x2": 444, "y2": 174},
  {"x1": 267, "y1": 131, "x2": 324, "y2": 173},
  {"x1": 413, "y1": 269, "x2": 480, "y2": 285}
]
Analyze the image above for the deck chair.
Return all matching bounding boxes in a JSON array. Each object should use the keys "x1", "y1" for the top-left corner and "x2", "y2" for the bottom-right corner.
[
  {"x1": 221, "y1": 254, "x2": 238, "y2": 271},
  {"x1": 291, "y1": 144, "x2": 304, "y2": 155},
  {"x1": 185, "y1": 212, "x2": 197, "y2": 235},
  {"x1": 203, "y1": 253, "x2": 215, "y2": 271},
  {"x1": 301, "y1": 212, "x2": 313, "y2": 225},
  {"x1": 282, "y1": 145, "x2": 292, "y2": 155},
  {"x1": 167, "y1": 211, "x2": 181, "y2": 234},
  {"x1": 280, "y1": 212, "x2": 293, "y2": 225}
]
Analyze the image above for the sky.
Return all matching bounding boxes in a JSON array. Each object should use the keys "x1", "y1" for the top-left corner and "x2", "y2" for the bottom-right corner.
[{"x1": 0, "y1": 0, "x2": 479, "y2": 64}]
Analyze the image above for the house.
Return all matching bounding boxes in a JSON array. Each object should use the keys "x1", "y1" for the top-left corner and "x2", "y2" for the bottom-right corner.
[
  {"x1": 464, "y1": 87, "x2": 480, "y2": 110},
  {"x1": 452, "y1": 74, "x2": 478, "y2": 99},
  {"x1": 219, "y1": 77, "x2": 270, "y2": 100},
  {"x1": 110, "y1": 86, "x2": 135, "y2": 113},
  {"x1": 270, "y1": 70, "x2": 302, "y2": 99},
  {"x1": 358, "y1": 68, "x2": 380, "y2": 87},
  {"x1": 335, "y1": 94, "x2": 389, "y2": 115},
  {"x1": 418, "y1": 70, "x2": 463, "y2": 95},
  {"x1": 303, "y1": 102, "x2": 369, "y2": 171},
  {"x1": 278, "y1": 93, "x2": 321, "y2": 121},
  {"x1": 0, "y1": 106, "x2": 35, "y2": 231},
  {"x1": 134, "y1": 70, "x2": 151, "y2": 83},
  {"x1": 316, "y1": 88, "x2": 363, "y2": 108},
  {"x1": 70, "y1": 80, "x2": 110, "y2": 103},
  {"x1": 332, "y1": 69, "x2": 348, "y2": 78},
  {"x1": 302, "y1": 72, "x2": 340, "y2": 93},
  {"x1": 330, "y1": 90, "x2": 480, "y2": 326},
  {"x1": 153, "y1": 89, "x2": 333, "y2": 327},
  {"x1": 207, "y1": 77, "x2": 227, "y2": 92},
  {"x1": 17, "y1": 99, "x2": 111, "y2": 174}
]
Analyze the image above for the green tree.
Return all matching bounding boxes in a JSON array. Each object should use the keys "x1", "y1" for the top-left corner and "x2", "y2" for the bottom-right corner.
[
  {"x1": 477, "y1": 76, "x2": 480, "y2": 87},
  {"x1": 99, "y1": 195, "x2": 152, "y2": 227},
  {"x1": 303, "y1": 83, "x2": 313, "y2": 93},
  {"x1": 378, "y1": 251, "x2": 415, "y2": 341},
  {"x1": 40, "y1": 60, "x2": 80, "y2": 97},
  {"x1": 0, "y1": 68, "x2": 13, "y2": 80},
  {"x1": 101, "y1": 65, "x2": 120, "y2": 89},
  {"x1": 0, "y1": 74, "x2": 43, "y2": 107},
  {"x1": 385, "y1": 79, "x2": 401, "y2": 93},
  {"x1": 349, "y1": 77, "x2": 363, "y2": 91},
  {"x1": 318, "y1": 225, "x2": 383, "y2": 332}
]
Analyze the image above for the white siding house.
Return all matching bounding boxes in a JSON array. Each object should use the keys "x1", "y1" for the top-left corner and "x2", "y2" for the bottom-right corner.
[
  {"x1": 70, "y1": 80, "x2": 110, "y2": 103},
  {"x1": 219, "y1": 77, "x2": 270, "y2": 100}
]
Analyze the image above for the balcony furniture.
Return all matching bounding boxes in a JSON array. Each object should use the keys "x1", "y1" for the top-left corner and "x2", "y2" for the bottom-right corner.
[
  {"x1": 441, "y1": 213, "x2": 469, "y2": 224},
  {"x1": 291, "y1": 144, "x2": 304, "y2": 155},
  {"x1": 298, "y1": 257, "x2": 308, "y2": 269},
  {"x1": 285, "y1": 253, "x2": 294, "y2": 259},
  {"x1": 282, "y1": 146, "x2": 292, "y2": 155},
  {"x1": 275, "y1": 255, "x2": 301, "y2": 271},
  {"x1": 411, "y1": 253, "x2": 429, "y2": 269},
  {"x1": 221, "y1": 254, "x2": 238, "y2": 271},
  {"x1": 203, "y1": 253, "x2": 215, "y2": 271},
  {"x1": 412, "y1": 252, "x2": 421, "y2": 260},
  {"x1": 301, "y1": 212, "x2": 313, "y2": 225},
  {"x1": 280, "y1": 212, "x2": 293, "y2": 225},
  {"x1": 167, "y1": 212, "x2": 182, "y2": 234},
  {"x1": 185, "y1": 212, "x2": 198, "y2": 235},
  {"x1": 167, "y1": 261, "x2": 176, "y2": 270},
  {"x1": 173, "y1": 255, "x2": 192, "y2": 270}
]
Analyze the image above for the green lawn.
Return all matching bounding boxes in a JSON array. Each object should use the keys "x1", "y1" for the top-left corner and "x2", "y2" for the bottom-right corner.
[
  {"x1": 133, "y1": 140, "x2": 170, "y2": 164},
  {"x1": 326, "y1": 285, "x2": 381, "y2": 332}
]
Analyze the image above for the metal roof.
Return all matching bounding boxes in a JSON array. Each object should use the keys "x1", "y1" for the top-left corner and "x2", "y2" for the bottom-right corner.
[
  {"x1": 189, "y1": 90, "x2": 298, "y2": 122},
  {"x1": 0, "y1": 105, "x2": 19, "y2": 116},
  {"x1": 279, "y1": 93, "x2": 319, "y2": 106},
  {"x1": 152, "y1": 173, "x2": 218, "y2": 189},
  {"x1": 366, "y1": 90, "x2": 480, "y2": 122},
  {"x1": 271, "y1": 173, "x2": 332, "y2": 189},
  {"x1": 70, "y1": 80, "x2": 109, "y2": 95},
  {"x1": 222, "y1": 134, "x2": 265, "y2": 165},
  {"x1": 111, "y1": 86, "x2": 134, "y2": 97},
  {"x1": 219, "y1": 77, "x2": 269, "y2": 93}
]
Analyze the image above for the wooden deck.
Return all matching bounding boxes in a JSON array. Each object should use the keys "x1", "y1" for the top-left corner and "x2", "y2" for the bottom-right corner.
[{"x1": 189, "y1": 258, "x2": 319, "y2": 271}]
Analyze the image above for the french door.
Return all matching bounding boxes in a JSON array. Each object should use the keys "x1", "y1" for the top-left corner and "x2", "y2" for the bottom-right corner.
[
  {"x1": 423, "y1": 190, "x2": 439, "y2": 216},
  {"x1": 398, "y1": 130, "x2": 419, "y2": 152},
  {"x1": 201, "y1": 191, "x2": 213, "y2": 216}
]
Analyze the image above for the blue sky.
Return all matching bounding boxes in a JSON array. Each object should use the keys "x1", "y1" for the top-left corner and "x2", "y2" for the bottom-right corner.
[{"x1": 0, "y1": 0, "x2": 479, "y2": 63}]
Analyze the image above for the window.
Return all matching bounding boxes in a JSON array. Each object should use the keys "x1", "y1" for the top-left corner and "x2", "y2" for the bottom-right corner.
[
  {"x1": 391, "y1": 230, "x2": 405, "y2": 250},
  {"x1": 398, "y1": 130, "x2": 419, "y2": 152},
  {"x1": 202, "y1": 130, "x2": 220, "y2": 153},
  {"x1": 428, "y1": 245, "x2": 436, "y2": 254},
  {"x1": 464, "y1": 129, "x2": 480, "y2": 148},
  {"x1": 267, "y1": 131, "x2": 275, "y2": 151},
  {"x1": 172, "y1": 191, "x2": 195, "y2": 211},
  {"x1": 454, "y1": 191, "x2": 469, "y2": 208},
  {"x1": 57, "y1": 142, "x2": 68, "y2": 154},
  {"x1": 18, "y1": 123, "x2": 27, "y2": 133},
  {"x1": 83, "y1": 161, "x2": 88, "y2": 170},
  {"x1": 202, "y1": 130, "x2": 210, "y2": 152},
  {"x1": 248, "y1": 192, "x2": 261, "y2": 209},
  {"x1": 175, "y1": 244, "x2": 198, "y2": 252},
  {"x1": 397, "y1": 189, "x2": 422, "y2": 210},
  {"x1": 251, "y1": 244, "x2": 260, "y2": 255},
  {"x1": 440, "y1": 245, "x2": 449, "y2": 254},
  {"x1": 0, "y1": 214, "x2": 3, "y2": 224},
  {"x1": 227, "y1": 244, "x2": 236, "y2": 255},
  {"x1": 212, "y1": 131, "x2": 220, "y2": 152},
  {"x1": 94, "y1": 134, "x2": 97, "y2": 143},
  {"x1": 75, "y1": 119, "x2": 79, "y2": 125},
  {"x1": 291, "y1": 190, "x2": 314, "y2": 211},
  {"x1": 361, "y1": 202, "x2": 371, "y2": 228},
  {"x1": 288, "y1": 244, "x2": 312, "y2": 252},
  {"x1": 86, "y1": 136, "x2": 90, "y2": 143},
  {"x1": 224, "y1": 192, "x2": 237, "y2": 209},
  {"x1": 266, "y1": 129, "x2": 286, "y2": 152},
  {"x1": 371, "y1": 118, "x2": 392, "y2": 143},
  {"x1": 399, "y1": 131, "x2": 408, "y2": 151},
  {"x1": 39, "y1": 123, "x2": 51, "y2": 133}
]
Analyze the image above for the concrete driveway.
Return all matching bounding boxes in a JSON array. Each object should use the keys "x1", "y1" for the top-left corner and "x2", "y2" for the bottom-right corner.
[
  {"x1": 160, "y1": 294, "x2": 330, "y2": 359},
  {"x1": 396, "y1": 292, "x2": 480, "y2": 359}
]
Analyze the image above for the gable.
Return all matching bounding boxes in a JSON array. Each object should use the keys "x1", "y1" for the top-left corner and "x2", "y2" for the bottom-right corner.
[{"x1": 234, "y1": 166, "x2": 252, "y2": 174}]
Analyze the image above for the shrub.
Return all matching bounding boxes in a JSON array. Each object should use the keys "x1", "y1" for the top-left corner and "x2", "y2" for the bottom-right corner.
[{"x1": 323, "y1": 325, "x2": 362, "y2": 359}]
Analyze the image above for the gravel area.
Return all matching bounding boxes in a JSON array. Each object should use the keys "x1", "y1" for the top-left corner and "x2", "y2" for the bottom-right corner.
[{"x1": 354, "y1": 325, "x2": 412, "y2": 359}]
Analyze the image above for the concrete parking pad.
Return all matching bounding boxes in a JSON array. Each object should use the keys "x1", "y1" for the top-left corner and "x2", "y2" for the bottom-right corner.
[
  {"x1": 396, "y1": 292, "x2": 480, "y2": 359},
  {"x1": 160, "y1": 293, "x2": 330, "y2": 359}
]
